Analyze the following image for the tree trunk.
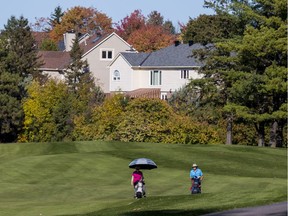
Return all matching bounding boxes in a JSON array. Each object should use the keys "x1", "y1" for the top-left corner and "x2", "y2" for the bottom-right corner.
[
  {"x1": 226, "y1": 117, "x2": 232, "y2": 145},
  {"x1": 256, "y1": 122, "x2": 265, "y2": 147},
  {"x1": 276, "y1": 121, "x2": 284, "y2": 147},
  {"x1": 269, "y1": 121, "x2": 277, "y2": 148}
]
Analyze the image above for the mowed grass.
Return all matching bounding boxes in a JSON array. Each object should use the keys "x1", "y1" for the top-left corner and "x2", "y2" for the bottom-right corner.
[{"x1": 0, "y1": 141, "x2": 286, "y2": 216}]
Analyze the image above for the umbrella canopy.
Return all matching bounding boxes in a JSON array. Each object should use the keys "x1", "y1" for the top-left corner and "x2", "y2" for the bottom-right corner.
[{"x1": 129, "y1": 158, "x2": 157, "y2": 170}]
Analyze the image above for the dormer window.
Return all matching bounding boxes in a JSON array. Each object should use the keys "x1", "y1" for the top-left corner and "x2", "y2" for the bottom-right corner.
[
  {"x1": 101, "y1": 49, "x2": 113, "y2": 60},
  {"x1": 113, "y1": 70, "x2": 120, "y2": 81}
]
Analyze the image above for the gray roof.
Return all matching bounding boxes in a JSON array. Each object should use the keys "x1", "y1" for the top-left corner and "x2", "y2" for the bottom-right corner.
[
  {"x1": 121, "y1": 52, "x2": 150, "y2": 66},
  {"x1": 121, "y1": 43, "x2": 205, "y2": 68}
]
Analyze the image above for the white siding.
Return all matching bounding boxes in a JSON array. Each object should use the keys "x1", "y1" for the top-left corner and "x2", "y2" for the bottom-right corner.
[
  {"x1": 131, "y1": 68, "x2": 201, "y2": 92},
  {"x1": 110, "y1": 55, "x2": 133, "y2": 91},
  {"x1": 83, "y1": 34, "x2": 132, "y2": 93},
  {"x1": 43, "y1": 70, "x2": 65, "y2": 81}
]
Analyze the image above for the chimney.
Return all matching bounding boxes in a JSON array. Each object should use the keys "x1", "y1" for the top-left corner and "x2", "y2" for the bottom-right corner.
[
  {"x1": 174, "y1": 40, "x2": 180, "y2": 46},
  {"x1": 188, "y1": 40, "x2": 193, "y2": 46},
  {"x1": 63, "y1": 30, "x2": 76, "y2": 52}
]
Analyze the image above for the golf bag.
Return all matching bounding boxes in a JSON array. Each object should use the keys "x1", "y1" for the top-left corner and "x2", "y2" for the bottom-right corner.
[
  {"x1": 135, "y1": 181, "x2": 146, "y2": 198},
  {"x1": 190, "y1": 177, "x2": 201, "y2": 194}
]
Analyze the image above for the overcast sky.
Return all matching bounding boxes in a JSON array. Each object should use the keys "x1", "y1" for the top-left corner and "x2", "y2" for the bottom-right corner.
[{"x1": 1, "y1": 0, "x2": 214, "y2": 31}]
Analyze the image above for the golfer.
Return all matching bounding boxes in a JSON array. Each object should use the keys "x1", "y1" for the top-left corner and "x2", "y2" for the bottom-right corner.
[
  {"x1": 131, "y1": 166, "x2": 144, "y2": 187},
  {"x1": 190, "y1": 163, "x2": 203, "y2": 191}
]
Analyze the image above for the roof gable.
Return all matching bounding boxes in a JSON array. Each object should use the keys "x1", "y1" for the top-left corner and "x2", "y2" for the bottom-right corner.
[
  {"x1": 121, "y1": 52, "x2": 150, "y2": 66},
  {"x1": 81, "y1": 32, "x2": 133, "y2": 57},
  {"x1": 38, "y1": 32, "x2": 133, "y2": 70}
]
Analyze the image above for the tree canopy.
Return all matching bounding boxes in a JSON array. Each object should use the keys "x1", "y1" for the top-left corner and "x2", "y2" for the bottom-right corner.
[
  {"x1": 50, "y1": 6, "x2": 113, "y2": 42},
  {"x1": 186, "y1": 0, "x2": 287, "y2": 146}
]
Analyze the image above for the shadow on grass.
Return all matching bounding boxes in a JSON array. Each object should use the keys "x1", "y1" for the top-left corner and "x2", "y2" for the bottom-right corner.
[
  {"x1": 116, "y1": 209, "x2": 214, "y2": 216},
  {"x1": 64, "y1": 208, "x2": 216, "y2": 216}
]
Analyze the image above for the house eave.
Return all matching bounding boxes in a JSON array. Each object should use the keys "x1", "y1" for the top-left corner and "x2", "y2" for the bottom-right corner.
[
  {"x1": 39, "y1": 68, "x2": 66, "y2": 72},
  {"x1": 131, "y1": 66, "x2": 201, "y2": 70}
]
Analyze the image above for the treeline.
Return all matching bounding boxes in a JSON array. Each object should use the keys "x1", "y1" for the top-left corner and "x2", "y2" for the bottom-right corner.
[
  {"x1": 30, "y1": 7, "x2": 177, "y2": 53},
  {"x1": 20, "y1": 84, "x2": 222, "y2": 144},
  {"x1": 0, "y1": 0, "x2": 287, "y2": 146}
]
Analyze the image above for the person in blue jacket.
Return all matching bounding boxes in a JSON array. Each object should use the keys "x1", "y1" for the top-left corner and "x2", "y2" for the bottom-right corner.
[{"x1": 190, "y1": 163, "x2": 204, "y2": 192}]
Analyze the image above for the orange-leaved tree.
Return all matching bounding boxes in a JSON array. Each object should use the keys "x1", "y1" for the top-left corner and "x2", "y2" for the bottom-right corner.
[
  {"x1": 50, "y1": 6, "x2": 113, "y2": 42},
  {"x1": 128, "y1": 25, "x2": 175, "y2": 52}
]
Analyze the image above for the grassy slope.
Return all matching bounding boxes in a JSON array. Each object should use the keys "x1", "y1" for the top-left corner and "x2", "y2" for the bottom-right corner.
[{"x1": 0, "y1": 141, "x2": 286, "y2": 216}]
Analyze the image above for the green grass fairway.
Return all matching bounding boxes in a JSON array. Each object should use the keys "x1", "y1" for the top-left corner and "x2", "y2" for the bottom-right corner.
[{"x1": 0, "y1": 141, "x2": 286, "y2": 216}]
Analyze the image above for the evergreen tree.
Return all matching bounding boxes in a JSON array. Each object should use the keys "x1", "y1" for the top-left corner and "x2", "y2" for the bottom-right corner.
[
  {"x1": 65, "y1": 33, "x2": 105, "y2": 115},
  {"x1": 182, "y1": 14, "x2": 242, "y2": 45},
  {"x1": 39, "y1": 38, "x2": 58, "y2": 51},
  {"x1": 49, "y1": 6, "x2": 64, "y2": 28},
  {"x1": 0, "y1": 64, "x2": 23, "y2": 142},
  {"x1": 163, "y1": 20, "x2": 176, "y2": 35},
  {"x1": 65, "y1": 34, "x2": 89, "y2": 92},
  {"x1": 192, "y1": 0, "x2": 287, "y2": 146},
  {"x1": 147, "y1": 11, "x2": 164, "y2": 26},
  {"x1": 1, "y1": 16, "x2": 44, "y2": 83},
  {"x1": 0, "y1": 16, "x2": 44, "y2": 142}
]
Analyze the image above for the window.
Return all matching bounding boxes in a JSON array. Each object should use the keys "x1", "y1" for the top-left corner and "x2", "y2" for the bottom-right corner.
[
  {"x1": 161, "y1": 93, "x2": 168, "y2": 100},
  {"x1": 181, "y1": 69, "x2": 189, "y2": 79},
  {"x1": 101, "y1": 49, "x2": 113, "y2": 60},
  {"x1": 150, "y1": 70, "x2": 162, "y2": 85},
  {"x1": 113, "y1": 70, "x2": 120, "y2": 81}
]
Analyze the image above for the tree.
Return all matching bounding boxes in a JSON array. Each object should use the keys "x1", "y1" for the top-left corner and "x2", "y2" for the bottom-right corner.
[
  {"x1": 115, "y1": 9, "x2": 146, "y2": 41},
  {"x1": 0, "y1": 65, "x2": 23, "y2": 142},
  {"x1": 65, "y1": 34, "x2": 89, "y2": 92},
  {"x1": 49, "y1": 6, "x2": 64, "y2": 29},
  {"x1": 163, "y1": 20, "x2": 176, "y2": 35},
  {"x1": 127, "y1": 25, "x2": 175, "y2": 52},
  {"x1": 65, "y1": 33, "x2": 105, "y2": 115},
  {"x1": 0, "y1": 16, "x2": 44, "y2": 142},
  {"x1": 30, "y1": 17, "x2": 51, "y2": 32},
  {"x1": 147, "y1": 11, "x2": 164, "y2": 26},
  {"x1": 20, "y1": 80, "x2": 73, "y2": 142},
  {"x1": 39, "y1": 38, "x2": 58, "y2": 51},
  {"x1": 181, "y1": 14, "x2": 242, "y2": 45},
  {"x1": 195, "y1": 0, "x2": 287, "y2": 146},
  {"x1": 2, "y1": 16, "x2": 43, "y2": 81},
  {"x1": 50, "y1": 6, "x2": 113, "y2": 42}
]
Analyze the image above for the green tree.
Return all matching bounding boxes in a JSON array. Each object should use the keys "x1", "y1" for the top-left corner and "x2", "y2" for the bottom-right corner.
[
  {"x1": 65, "y1": 32, "x2": 105, "y2": 139},
  {"x1": 65, "y1": 34, "x2": 89, "y2": 92},
  {"x1": 182, "y1": 14, "x2": 242, "y2": 45},
  {"x1": 0, "y1": 16, "x2": 44, "y2": 142},
  {"x1": 0, "y1": 68, "x2": 23, "y2": 142},
  {"x1": 39, "y1": 38, "x2": 58, "y2": 51},
  {"x1": 1, "y1": 16, "x2": 43, "y2": 82},
  {"x1": 147, "y1": 11, "x2": 164, "y2": 26},
  {"x1": 49, "y1": 6, "x2": 64, "y2": 29},
  {"x1": 163, "y1": 20, "x2": 176, "y2": 35},
  {"x1": 194, "y1": 0, "x2": 287, "y2": 146}
]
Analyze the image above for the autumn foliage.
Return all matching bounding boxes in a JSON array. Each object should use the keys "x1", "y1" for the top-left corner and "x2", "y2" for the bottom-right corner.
[
  {"x1": 115, "y1": 9, "x2": 176, "y2": 52},
  {"x1": 128, "y1": 25, "x2": 175, "y2": 52},
  {"x1": 50, "y1": 6, "x2": 113, "y2": 42},
  {"x1": 72, "y1": 95, "x2": 221, "y2": 144}
]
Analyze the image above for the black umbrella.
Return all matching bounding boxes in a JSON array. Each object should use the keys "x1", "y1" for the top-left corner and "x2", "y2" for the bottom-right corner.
[{"x1": 129, "y1": 158, "x2": 157, "y2": 170}]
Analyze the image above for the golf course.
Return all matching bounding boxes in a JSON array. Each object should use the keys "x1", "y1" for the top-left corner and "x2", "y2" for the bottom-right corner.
[{"x1": 0, "y1": 141, "x2": 286, "y2": 216}]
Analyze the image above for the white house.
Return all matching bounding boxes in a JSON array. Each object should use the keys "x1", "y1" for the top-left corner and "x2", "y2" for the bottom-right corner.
[
  {"x1": 38, "y1": 32, "x2": 205, "y2": 98},
  {"x1": 38, "y1": 31, "x2": 135, "y2": 93},
  {"x1": 109, "y1": 42, "x2": 205, "y2": 99}
]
